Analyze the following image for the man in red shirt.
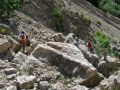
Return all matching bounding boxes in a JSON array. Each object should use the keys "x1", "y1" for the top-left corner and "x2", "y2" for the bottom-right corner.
[{"x1": 87, "y1": 39, "x2": 93, "y2": 53}]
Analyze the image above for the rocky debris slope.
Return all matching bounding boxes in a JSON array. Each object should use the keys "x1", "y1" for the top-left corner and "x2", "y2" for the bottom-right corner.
[
  {"x1": 0, "y1": 30, "x2": 119, "y2": 90},
  {"x1": 0, "y1": 1, "x2": 120, "y2": 89}
]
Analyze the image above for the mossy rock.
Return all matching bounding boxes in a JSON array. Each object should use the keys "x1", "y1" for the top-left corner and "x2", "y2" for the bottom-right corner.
[{"x1": 0, "y1": 24, "x2": 11, "y2": 35}]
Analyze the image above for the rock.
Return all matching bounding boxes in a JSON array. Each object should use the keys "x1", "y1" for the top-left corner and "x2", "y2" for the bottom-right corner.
[
  {"x1": 0, "y1": 83, "x2": 5, "y2": 89},
  {"x1": 98, "y1": 70, "x2": 120, "y2": 90},
  {"x1": 0, "y1": 38, "x2": 11, "y2": 54},
  {"x1": 19, "y1": 55, "x2": 42, "y2": 75},
  {"x1": 64, "y1": 33, "x2": 78, "y2": 46},
  {"x1": 7, "y1": 36, "x2": 21, "y2": 53},
  {"x1": 12, "y1": 52, "x2": 28, "y2": 65},
  {"x1": 52, "y1": 33, "x2": 65, "y2": 42},
  {"x1": 83, "y1": 52, "x2": 99, "y2": 68},
  {"x1": 4, "y1": 68, "x2": 17, "y2": 75},
  {"x1": 51, "y1": 82, "x2": 64, "y2": 90},
  {"x1": 4, "y1": 85, "x2": 17, "y2": 90},
  {"x1": 98, "y1": 56, "x2": 118, "y2": 77},
  {"x1": 0, "y1": 60, "x2": 6, "y2": 69},
  {"x1": 6, "y1": 49, "x2": 15, "y2": 60},
  {"x1": 16, "y1": 75, "x2": 36, "y2": 89},
  {"x1": 7, "y1": 74, "x2": 17, "y2": 80},
  {"x1": 68, "y1": 85, "x2": 89, "y2": 90},
  {"x1": 0, "y1": 23, "x2": 12, "y2": 35},
  {"x1": 32, "y1": 42, "x2": 103, "y2": 87},
  {"x1": 39, "y1": 81, "x2": 50, "y2": 90}
]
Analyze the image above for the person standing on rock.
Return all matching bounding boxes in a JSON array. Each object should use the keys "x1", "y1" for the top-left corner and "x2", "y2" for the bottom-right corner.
[
  {"x1": 87, "y1": 39, "x2": 93, "y2": 53},
  {"x1": 23, "y1": 35, "x2": 30, "y2": 53}
]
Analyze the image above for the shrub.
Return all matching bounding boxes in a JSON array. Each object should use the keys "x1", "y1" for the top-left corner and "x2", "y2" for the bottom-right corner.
[
  {"x1": 0, "y1": 0, "x2": 21, "y2": 19},
  {"x1": 52, "y1": 7, "x2": 64, "y2": 32},
  {"x1": 94, "y1": 31, "x2": 111, "y2": 58}
]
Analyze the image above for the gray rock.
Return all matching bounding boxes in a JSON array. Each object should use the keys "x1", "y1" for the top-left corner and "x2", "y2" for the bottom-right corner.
[
  {"x1": 64, "y1": 33, "x2": 78, "y2": 46},
  {"x1": 68, "y1": 85, "x2": 89, "y2": 90},
  {"x1": 12, "y1": 52, "x2": 28, "y2": 65},
  {"x1": 51, "y1": 82, "x2": 64, "y2": 90},
  {"x1": 52, "y1": 33, "x2": 65, "y2": 42},
  {"x1": 39, "y1": 81, "x2": 50, "y2": 90},
  {"x1": 4, "y1": 85, "x2": 17, "y2": 90},
  {"x1": 7, "y1": 36, "x2": 21, "y2": 53},
  {"x1": 83, "y1": 52, "x2": 99, "y2": 68},
  {"x1": 32, "y1": 42, "x2": 103, "y2": 87},
  {"x1": 4, "y1": 68, "x2": 17, "y2": 75},
  {"x1": 16, "y1": 75, "x2": 36, "y2": 89},
  {"x1": 0, "y1": 38, "x2": 11, "y2": 54},
  {"x1": 0, "y1": 83, "x2": 5, "y2": 89},
  {"x1": 7, "y1": 74, "x2": 17, "y2": 80},
  {"x1": 6, "y1": 49, "x2": 15, "y2": 60}
]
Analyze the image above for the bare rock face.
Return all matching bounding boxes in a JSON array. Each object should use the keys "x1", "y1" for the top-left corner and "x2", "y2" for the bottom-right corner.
[
  {"x1": 16, "y1": 75, "x2": 36, "y2": 89},
  {"x1": 0, "y1": 38, "x2": 11, "y2": 54},
  {"x1": 32, "y1": 42, "x2": 103, "y2": 87}
]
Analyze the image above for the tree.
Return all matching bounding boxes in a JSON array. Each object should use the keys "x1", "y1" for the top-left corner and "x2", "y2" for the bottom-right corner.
[{"x1": 0, "y1": 0, "x2": 20, "y2": 19}]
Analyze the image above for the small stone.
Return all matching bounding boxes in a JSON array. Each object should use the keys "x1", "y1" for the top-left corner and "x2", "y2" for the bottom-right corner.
[
  {"x1": 4, "y1": 68, "x2": 17, "y2": 75},
  {"x1": 39, "y1": 81, "x2": 50, "y2": 90}
]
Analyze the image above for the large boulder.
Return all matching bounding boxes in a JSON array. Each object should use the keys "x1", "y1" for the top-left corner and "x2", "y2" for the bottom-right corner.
[
  {"x1": 16, "y1": 75, "x2": 36, "y2": 89},
  {"x1": 0, "y1": 38, "x2": 11, "y2": 54},
  {"x1": 32, "y1": 42, "x2": 103, "y2": 87},
  {"x1": 98, "y1": 56, "x2": 119, "y2": 77}
]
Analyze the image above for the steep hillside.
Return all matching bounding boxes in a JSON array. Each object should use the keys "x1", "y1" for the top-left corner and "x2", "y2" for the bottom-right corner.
[
  {"x1": 0, "y1": 0, "x2": 120, "y2": 90},
  {"x1": 21, "y1": 0, "x2": 120, "y2": 40}
]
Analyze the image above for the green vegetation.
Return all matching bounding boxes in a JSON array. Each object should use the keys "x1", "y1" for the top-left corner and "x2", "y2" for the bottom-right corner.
[
  {"x1": 94, "y1": 30, "x2": 120, "y2": 59},
  {"x1": 52, "y1": 7, "x2": 64, "y2": 32},
  {"x1": 87, "y1": 0, "x2": 120, "y2": 17},
  {"x1": 0, "y1": 0, "x2": 21, "y2": 19},
  {"x1": 94, "y1": 31, "x2": 111, "y2": 59}
]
